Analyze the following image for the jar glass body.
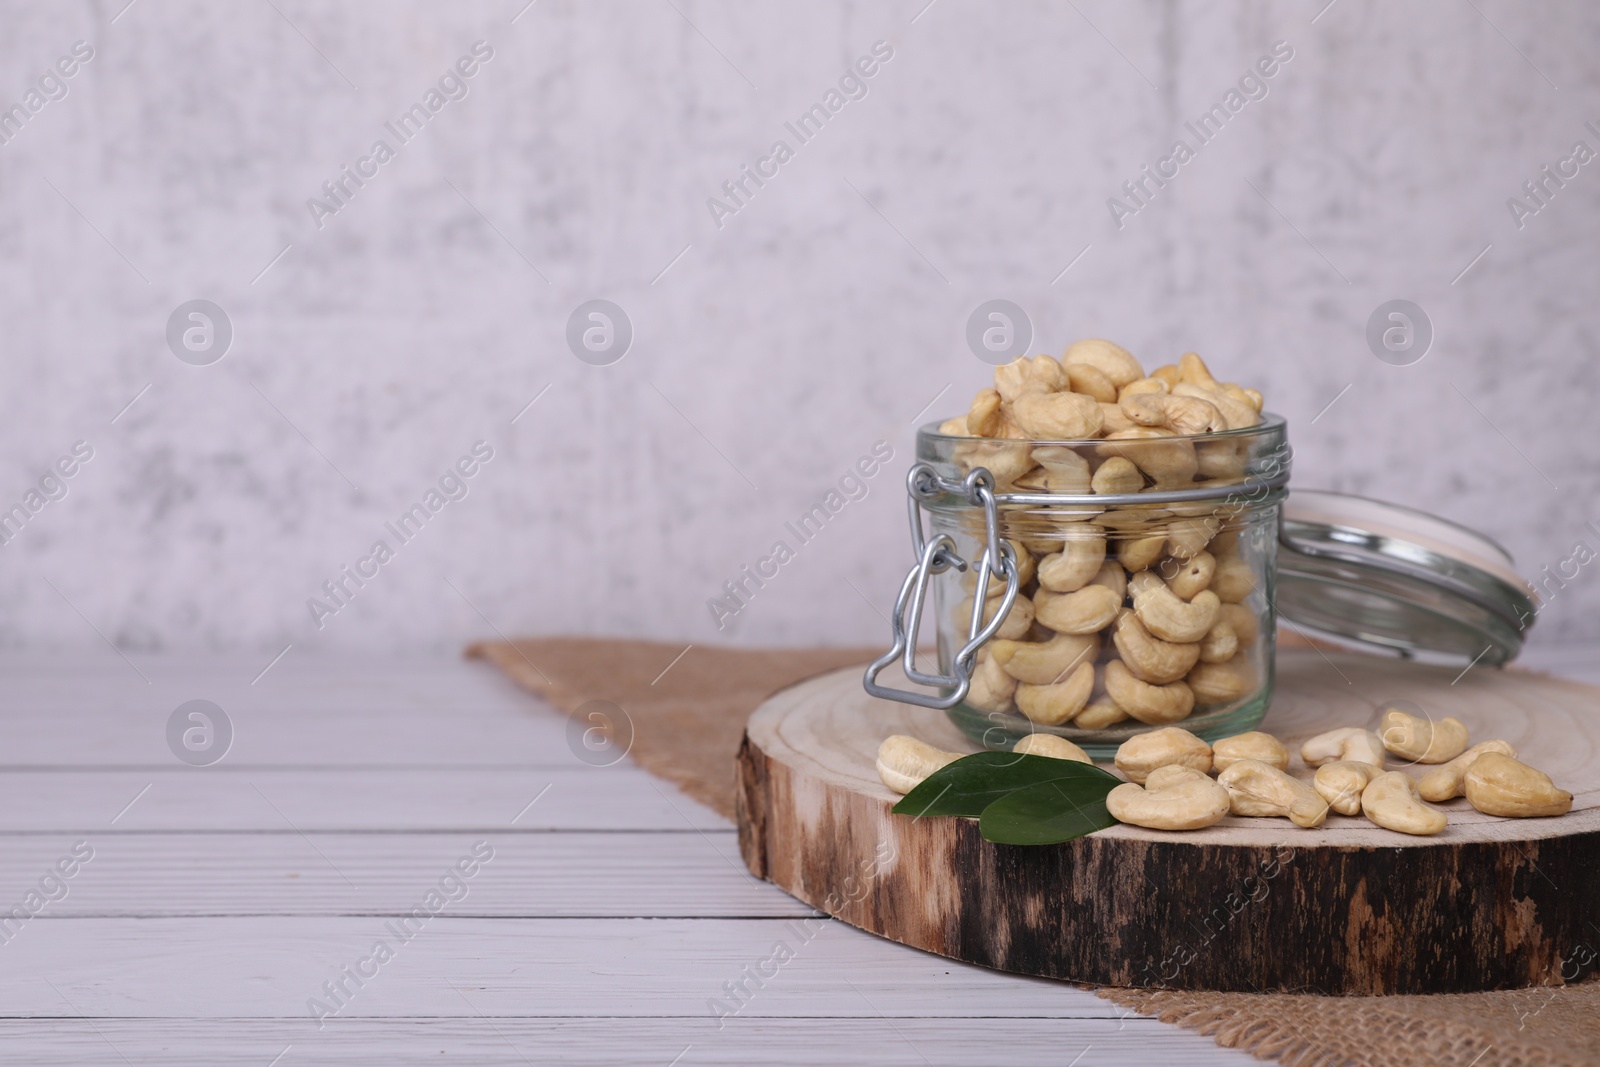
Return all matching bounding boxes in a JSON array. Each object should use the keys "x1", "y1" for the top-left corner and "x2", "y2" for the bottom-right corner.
[{"x1": 918, "y1": 417, "x2": 1288, "y2": 757}]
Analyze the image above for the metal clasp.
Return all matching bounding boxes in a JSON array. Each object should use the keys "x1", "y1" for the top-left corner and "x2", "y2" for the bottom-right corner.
[{"x1": 862, "y1": 463, "x2": 1021, "y2": 710}]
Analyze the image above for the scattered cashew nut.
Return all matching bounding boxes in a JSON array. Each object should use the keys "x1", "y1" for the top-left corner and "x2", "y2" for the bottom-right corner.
[
  {"x1": 1301, "y1": 727, "x2": 1387, "y2": 770},
  {"x1": 1462, "y1": 753, "x2": 1573, "y2": 818},
  {"x1": 1106, "y1": 772, "x2": 1232, "y2": 831},
  {"x1": 1360, "y1": 771, "x2": 1448, "y2": 835},
  {"x1": 1217, "y1": 760, "x2": 1329, "y2": 827},
  {"x1": 1211, "y1": 731, "x2": 1290, "y2": 773},
  {"x1": 1013, "y1": 733, "x2": 1093, "y2": 764},
  {"x1": 1416, "y1": 740, "x2": 1517, "y2": 802},
  {"x1": 1313, "y1": 760, "x2": 1382, "y2": 816},
  {"x1": 876, "y1": 735, "x2": 960, "y2": 795},
  {"x1": 1378, "y1": 707, "x2": 1470, "y2": 764},
  {"x1": 1114, "y1": 726, "x2": 1212, "y2": 784}
]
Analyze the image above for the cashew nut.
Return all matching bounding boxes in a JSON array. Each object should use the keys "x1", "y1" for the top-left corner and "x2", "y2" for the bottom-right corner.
[
  {"x1": 1186, "y1": 655, "x2": 1257, "y2": 705},
  {"x1": 1074, "y1": 697, "x2": 1130, "y2": 730},
  {"x1": 1029, "y1": 446, "x2": 1092, "y2": 493},
  {"x1": 1011, "y1": 391, "x2": 1104, "y2": 440},
  {"x1": 1208, "y1": 556, "x2": 1255, "y2": 602},
  {"x1": 1015, "y1": 661, "x2": 1095, "y2": 726},
  {"x1": 1462, "y1": 753, "x2": 1573, "y2": 817},
  {"x1": 1165, "y1": 550, "x2": 1215, "y2": 600},
  {"x1": 1033, "y1": 583, "x2": 1121, "y2": 635},
  {"x1": 1177, "y1": 351, "x2": 1218, "y2": 389},
  {"x1": 989, "y1": 631, "x2": 1098, "y2": 685},
  {"x1": 1063, "y1": 338, "x2": 1144, "y2": 389},
  {"x1": 1144, "y1": 764, "x2": 1207, "y2": 791},
  {"x1": 1097, "y1": 428, "x2": 1198, "y2": 486},
  {"x1": 1195, "y1": 438, "x2": 1247, "y2": 481},
  {"x1": 1313, "y1": 760, "x2": 1382, "y2": 815},
  {"x1": 1105, "y1": 659, "x2": 1195, "y2": 724},
  {"x1": 1377, "y1": 707, "x2": 1470, "y2": 764},
  {"x1": 1013, "y1": 733, "x2": 1093, "y2": 764},
  {"x1": 1218, "y1": 760, "x2": 1329, "y2": 827},
  {"x1": 1064, "y1": 362, "x2": 1119, "y2": 403},
  {"x1": 937, "y1": 415, "x2": 970, "y2": 436},
  {"x1": 1091, "y1": 456, "x2": 1144, "y2": 494},
  {"x1": 1129, "y1": 571, "x2": 1221, "y2": 642},
  {"x1": 964, "y1": 654, "x2": 1016, "y2": 713},
  {"x1": 1118, "y1": 377, "x2": 1169, "y2": 403},
  {"x1": 1106, "y1": 773, "x2": 1231, "y2": 830},
  {"x1": 1113, "y1": 726, "x2": 1211, "y2": 783},
  {"x1": 994, "y1": 354, "x2": 1068, "y2": 402},
  {"x1": 1150, "y1": 363, "x2": 1183, "y2": 388},
  {"x1": 1166, "y1": 517, "x2": 1220, "y2": 562},
  {"x1": 1111, "y1": 609, "x2": 1201, "y2": 685},
  {"x1": 1301, "y1": 727, "x2": 1387, "y2": 770},
  {"x1": 1037, "y1": 533, "x2": 1108, "y2": 592},
  {"x1": 967, "y1": 387, "x2": 1004, "y2": 437},
  {"x1": 1361, "y1": 772, "x2": 1448, "y2": 835},
  {"x1": 1197, "y1": 619, "x2": 1239, "y2": 663},
  {"x1": 1171, "y1": 382, "x2": 1260, "y2": 431},
  {"x1": 1098, "y1": 401, "x2": 1135, "y2": 433},
  {"x1": 961, "y1": 592, "x2": 1034, "y2": 641},
  {"x1": 1217, "y1": 602, "x2": 1258, "y2": 647},
  {"x1": 876, "y1": 735, "x2": 961, "y2": 795},
  {"x1": 1211, "y1": 731, "x2": 1290, "y2": 773},
  {"x1": 1087, "y1": 559, "x2": 1128, "y2": 600},
  {"x1": 1416, "y1": 740, "x2": 1517, "y2": 802},
  {"x1": 952, "y1": 438, "x2": 1037, "y2": 485},
  {"x1": 1116, "y1": 533, "x2": 1167, "y2": 572}
]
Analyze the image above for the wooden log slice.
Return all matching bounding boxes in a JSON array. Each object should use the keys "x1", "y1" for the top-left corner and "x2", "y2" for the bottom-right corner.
[{"x1": 736, "y1": 650, "x2": 1600, "y2": 994}]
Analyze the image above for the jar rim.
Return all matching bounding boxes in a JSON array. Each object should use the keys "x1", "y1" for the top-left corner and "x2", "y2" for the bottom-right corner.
[{"x1": 918, "y1": 411, "x2": 1287, "y2": 447}]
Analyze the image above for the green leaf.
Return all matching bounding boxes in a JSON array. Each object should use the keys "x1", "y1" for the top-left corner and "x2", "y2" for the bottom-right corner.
[
  {"x1": 978, "y1": 776, "x2": 1119, "y2": 845},
  {"x1": 892, "y1": 752, "x2": 1120, "y2": 819}
]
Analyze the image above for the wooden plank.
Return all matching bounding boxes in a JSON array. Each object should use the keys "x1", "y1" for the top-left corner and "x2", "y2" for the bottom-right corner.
[
  {"x1": 0, "y1": 916, "x2": 1132, "y2": 1020},
  {"x1": 0, "y1": 767, "x2": 727, "y2": 832},
  {"x1": 0, "y1": 1018, "x2": 1259, "y2": 1066},
  {"x1": 1, "y1": 656, "x2": 576, "y2": 767},
  {"x1": 0, "y1": 832, "x2": 799, "y2": 917}
]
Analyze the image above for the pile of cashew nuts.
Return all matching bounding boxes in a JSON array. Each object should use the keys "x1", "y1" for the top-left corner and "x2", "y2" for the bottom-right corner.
[
  {"x1": 878, "y1": 705, "x2": 1572, "y2": 836},
  {"x1": 941, "y1": 342, "x2": 1271, "y2": 728}
]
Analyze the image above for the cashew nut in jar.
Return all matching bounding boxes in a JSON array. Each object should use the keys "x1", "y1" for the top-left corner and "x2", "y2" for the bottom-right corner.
[
  {"x1": 1034, "y1": 584, "x2": 1122, "y2": 635},
  {"x1": 1360, "y1": 771, "x2": 1448, "y2": 836},
  {"x1": 1014, "y1": 661, "x2": 1095, "y2": 726},
  {"x1": 1129, "y1": 571, "x2": 1221, "y2": 643},
  {"x1": 1104, "y1": 660, "x2": 1195, "y2": 725},
  {"x1": 1462, "y1": 752, "x2": 1573, "y2": 817},
  {"x1": 1185, "y1": 655, "x2": 1257, "y2": 705},
  {"x1": 1106, "y1": 772, "x2": 1231, "y2": 831},
  {"x1": 1037, "y1": 532, "x2": 1108, "y2": 593},
  {"x1": 964, "y1": 654, "x2": 1016, "y2": 714},
  {"x1": 1164, "y1": 550, "x2": 1215, "y2": 600},
  {"x1": 1377, "y1": 707, "x2": 1470, "y2": 764},
  {"x1": 876, "y1": 735, "x2": 961, "y2": 795},
  {"x1": 1111, "y1": 609, "x2": 1201, "y2": 686},
  {"x1": 1113, "y1": 726, "x2": 1212, "y2": 784},
  {"x1": 987, "y1": 632, "x2": 1098, "y2": 686}
]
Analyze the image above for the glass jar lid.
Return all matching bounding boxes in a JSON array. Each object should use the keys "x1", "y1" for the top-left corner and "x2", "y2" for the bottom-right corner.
[{"x1": 1276, "y1": 490, "x2": 1538, "y2": 666}]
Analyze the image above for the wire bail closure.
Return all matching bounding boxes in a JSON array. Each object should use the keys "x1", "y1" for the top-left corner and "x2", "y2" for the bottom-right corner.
[{"x1": 862, "y1": 463, "x2": 1021, "y2": 710}]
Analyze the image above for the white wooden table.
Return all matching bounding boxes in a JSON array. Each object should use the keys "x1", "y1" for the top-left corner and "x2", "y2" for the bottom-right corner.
[{"x1": 4, "y1": 648, "x2": 1593, "y2": 1066}]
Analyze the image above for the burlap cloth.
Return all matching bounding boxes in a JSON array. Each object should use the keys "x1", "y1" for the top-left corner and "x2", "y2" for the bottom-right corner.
[{"x1": 467, "y1": 636, "x2": 1600, "y2": 1067}]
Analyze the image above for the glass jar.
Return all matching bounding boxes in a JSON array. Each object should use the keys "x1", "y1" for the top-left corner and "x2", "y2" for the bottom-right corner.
[{"x1": 865, "y1": 415, "x2": 1290, "y2": 757}]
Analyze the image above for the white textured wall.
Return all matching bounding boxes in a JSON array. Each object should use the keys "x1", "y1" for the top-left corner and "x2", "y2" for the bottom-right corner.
[{"x1": 1, "y1": 0, "x2": 1596, "y2": 661}]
